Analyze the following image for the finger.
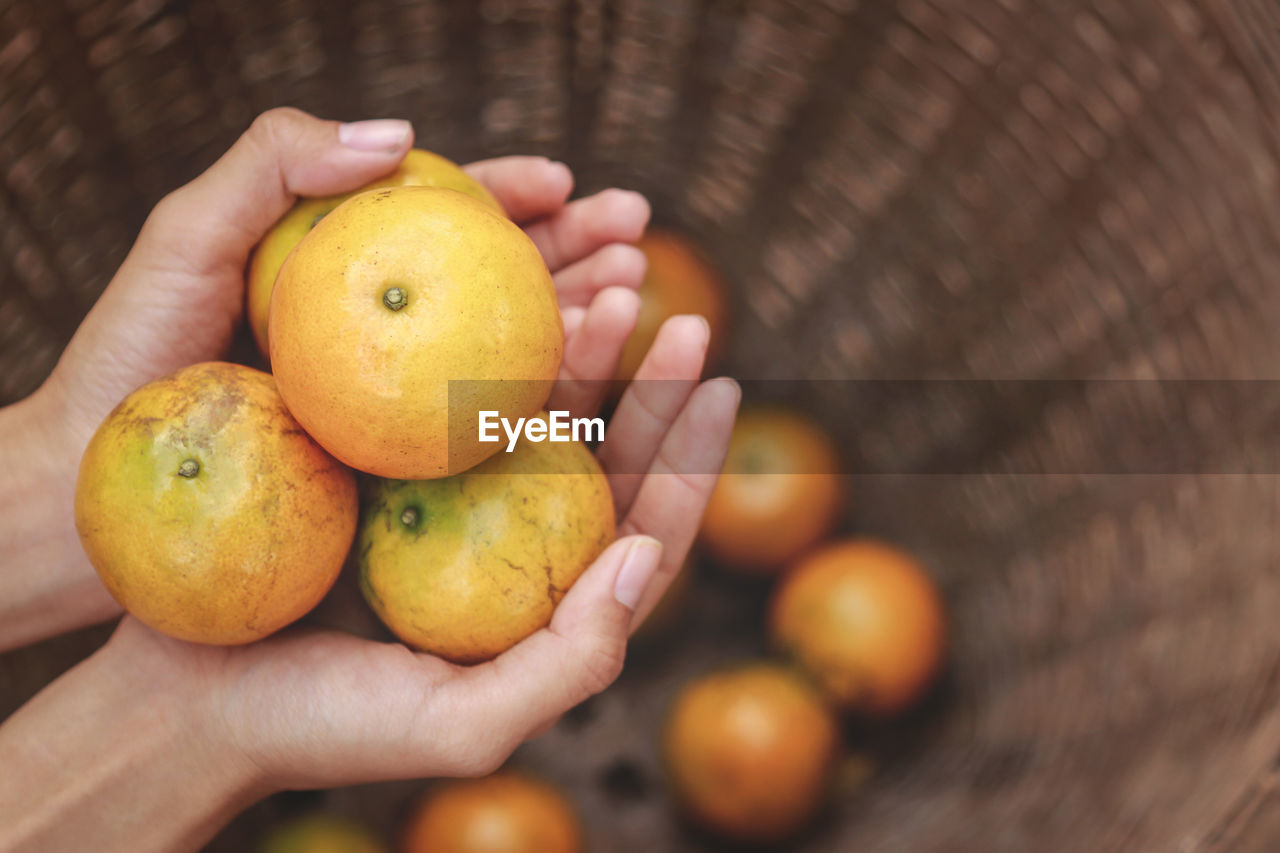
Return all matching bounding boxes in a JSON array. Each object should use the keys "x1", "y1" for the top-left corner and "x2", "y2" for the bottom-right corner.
[
  {"x1": 560, "y1": 305, "x2": 587, "y2": 342},
  {"x1": 443, "y1": 536, "x2": 663, "y2": 749},
  {"x1": 552, "y1": 243, "x2": 647, "y2": 308},
  {"x1": 526, "y1": 715, "x2": 562, "y2": 742},
  {"x1": 620, "y1": 377, "x2": 739, "y2": 631},
  {"x1": 464, "y1": 156, "x2": 574, "y2": 223},
  {"x1": 547, "y1": 287, "x2": 640, "y2": 419},
  {"x1": 132, "y1": 108, "x2": 413, "y2": 279},
  {"x1": 522, "y1": 189, "x2": 650, "y2": 273},
  {"x1": 596, "y1": 315, "x2": 710, "y2": 516}
]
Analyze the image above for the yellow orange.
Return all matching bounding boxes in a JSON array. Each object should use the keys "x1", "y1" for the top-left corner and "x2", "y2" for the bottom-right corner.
[
  {"x1": 74, "y1": 362, "x2": 357, "y2": 644},
  {"x1": 270, "y1": 187, "x2": 562, "y2": 479},
  {"x1": 358, "y1": 414, "x2": 614, "y2": 663},
  {"x1": 247, "y1": 149, "x2": 500, "y2": 358}
]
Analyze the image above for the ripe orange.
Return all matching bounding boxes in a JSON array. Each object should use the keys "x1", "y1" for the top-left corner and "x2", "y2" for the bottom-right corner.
[
  {"x1": 357, "y1": 413, "x2": 614, "y2": 663},
  {"x1": 698, "y1": 408, "x2": 843, "y2": 573},
  {"x1": 246, "y1": 149, "x2": 500, "y2": 358},
  {"x1": 771, "y1": 539, "x2": 946, "y2": 716},
  {"x1": 614, "y1": 230, "x2": 728, "y2": 383},
  {"x1": 269, "y1": 187, "x2": 562, "y2": 479},
  {"x1": 259, "y1": 814, "x2": 385, "y2": 853},
  {"x1": 74, "y1": 362, "x2": 357, "y2": 645},
  {"x1": 402, "y1": 773, "x2": 582, "y2": 853},
  {"x1": 663, "y1": 662, "x2": 839, "y2": 842}
]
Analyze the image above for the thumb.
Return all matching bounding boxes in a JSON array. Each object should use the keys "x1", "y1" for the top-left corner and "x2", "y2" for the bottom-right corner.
[
  {"x1": 441, "y1": 535, "x2": 664, "y2": 760},
  {"x1": 133, "y1": 107, "x2": 413, "y2": 278}
]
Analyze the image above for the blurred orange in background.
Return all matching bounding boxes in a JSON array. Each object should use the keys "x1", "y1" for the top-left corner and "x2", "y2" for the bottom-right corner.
[
  {"x1": 258, "y1": 813, "x2": 385, "y2": 853},
  {"x1": 662, "y1": 662, "x2": 840, "y2": 843},
  {"x1": 699, "y1": 408, "x2": 844, "y2": 574},
  {"x1": 613, "y1": 230, "x2": 729, "y2": 383},
  {"x1": 401, "y1": 772, "x2": 582, "y2": 853},
  {"x1": 771, "y1": 539, "x2": 946, "y2": 717}
]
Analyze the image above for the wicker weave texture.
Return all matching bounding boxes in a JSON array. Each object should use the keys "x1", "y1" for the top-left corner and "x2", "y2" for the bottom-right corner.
[{"x1": 5, "y1": 0, "x2": 1280, "y2": 850}]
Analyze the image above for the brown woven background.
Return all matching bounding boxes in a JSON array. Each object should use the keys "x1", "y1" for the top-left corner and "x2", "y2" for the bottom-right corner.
[{"x1": 5, "y1": 0, "x2": 1280, "y2": 850}]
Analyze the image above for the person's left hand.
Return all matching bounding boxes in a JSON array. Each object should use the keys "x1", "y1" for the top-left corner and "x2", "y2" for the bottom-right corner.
[
  {"x1": 47, "y1": 108, "x2": 651, "y2": 457},
  {"x1": 96, "y1": 359, "x2": 736, "y2": 793}
]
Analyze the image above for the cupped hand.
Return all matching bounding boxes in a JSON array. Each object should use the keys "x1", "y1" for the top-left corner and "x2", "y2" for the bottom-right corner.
[
  {"x1": 36, "y1": 107, "x2": 741, "y2": 789},
  {"x1": 102, "y1": 310, "x2": 739, "y2": 792},
  {"x1": 109, "y1": 352, "x2": 737, "y2": 791}
]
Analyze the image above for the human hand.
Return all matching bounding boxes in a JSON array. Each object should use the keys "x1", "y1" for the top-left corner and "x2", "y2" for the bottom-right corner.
[
  {"x1": 87, "y1": 362, "x2": 736, "y2": 796},
  {"x1": 10, "y1": 103, "x2": 739, "y2": 777},
  {"x1": 1, "y1": 309, "x2": 736, "y2": 853},
  {"x1": 1, "y1": 370, "x2": 734, "y2": 850},
  {"x1": 1, "y1": 108, "x2": 741, "y2": 852},
  {"x1": 6, "y1": 107, "x2": 655, "y2": 646},
  {"x1": 45, "y1": 106, "x2": 652, "y2": 458}
]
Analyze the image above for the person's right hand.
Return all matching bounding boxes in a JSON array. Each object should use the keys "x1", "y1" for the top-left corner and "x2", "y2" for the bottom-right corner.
[{"x1": 91, "y1": 356, "x2": 737, "y2": 792}]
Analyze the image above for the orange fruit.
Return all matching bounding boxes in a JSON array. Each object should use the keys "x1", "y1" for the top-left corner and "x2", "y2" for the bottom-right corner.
[
  {"x1": 270, "y1": 186, "x2": 562, "y2": 479},
  {"x1": 74, "y1": 362, "x2": 357, "y2": 645},
  {"x1": 358, "y1": 413, "x2": 614, "y2": 663},
  {"x1": 771, "y1": 539, "x2": 946, "y2": 716},
  {"x1": 247, "y1": 149, "x2": 501, "y2": 358},
  {"x1": 663, "y1": 662, "x2": 839, "y2": 842},
  {"x1": 402, "y1": 773, "x2": 582, "y2": 853},
  {"x1": 259, "y1": 814, "x2": 385, "y2": 853},
  {"x1": 698, "y1": 408, "x2": 843, "y2": 573},
  {"x1": 614, "y1": 230, "x2": 728, "y2": 383}
]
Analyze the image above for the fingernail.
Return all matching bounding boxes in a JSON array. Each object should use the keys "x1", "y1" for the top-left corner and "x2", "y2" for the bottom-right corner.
[
  {"x1": 338, "y1": 119, "x2": 411, "y2": 152},
  {"x1": 676, "y1": 313, "x2": 711, "y2": 346},
  {"x1": 613, "y1": 536, "x2": 664, "y2": 611},
  {"x1": 545, "y1": 161, "x2": 573, "y2": 192},
  {"x1": 716, "y1": 376, "x2": 742, "y2": 405},
  {"x1": 635, "y1": 192, "x2": 653, "y2": 223},
  {"x1": 621, "y1": 190, "x2": 651, "y2": 218}
]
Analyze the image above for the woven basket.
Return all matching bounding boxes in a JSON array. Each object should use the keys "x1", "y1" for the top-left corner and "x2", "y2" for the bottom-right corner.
[{"x1": 5, "y1": 1, "x2": 1280, "y2": 850}]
